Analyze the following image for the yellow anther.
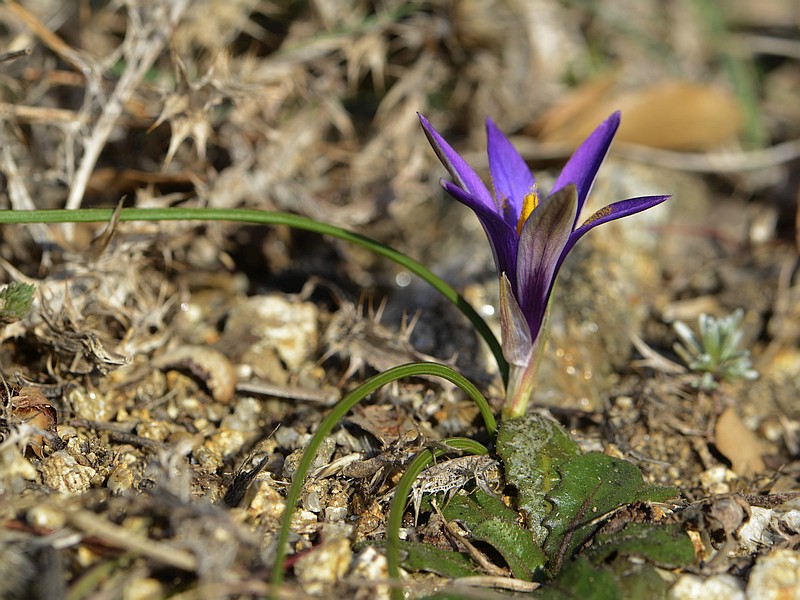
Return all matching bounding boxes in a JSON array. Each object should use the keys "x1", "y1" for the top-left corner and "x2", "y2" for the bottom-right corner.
[{"x1": 516, "y1": 189, "x2": 539, "y2": 234}]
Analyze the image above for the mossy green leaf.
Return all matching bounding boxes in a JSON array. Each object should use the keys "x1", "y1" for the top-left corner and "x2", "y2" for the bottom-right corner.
[
  {"x1": 442, "y1": 488, "x2": 546, "y2": 580},
  {"x1": 395, "y1": 540, "x2": 481, "y2": 578},
  {"x1": 532, "y1": 556, "x2": 621, "y2": 600},
  {"x1": 586, "y1": 522, "x2": 695, "y2": 569},
  {"x1": 610, "y1": 563, "x2": 670, "y2": 600},
  {"x1": 539, "y1": 522, "x2": 695, "y2": 600},
  {"x1": 496, "y1": 414, "x2": 580, "y2": 545},
  {"x1": 543, "y1": 452, "x2": 679, "y2": 574},
  {"x1": 0, "y1": 282, "x2": 35, "y2": 323}
]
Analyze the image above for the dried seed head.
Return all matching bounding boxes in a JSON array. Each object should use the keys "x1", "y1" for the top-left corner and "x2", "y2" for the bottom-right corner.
[{"x1": 10, "y1": 387, "x2": 59, "y2": 458}]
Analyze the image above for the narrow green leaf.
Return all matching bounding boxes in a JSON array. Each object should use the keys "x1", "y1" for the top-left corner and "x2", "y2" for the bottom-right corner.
[
  {"x1": 386, "y1": 437, "x2": 489, "y2": 600},
  {"x1": 269, "y1": 363, "x2": 493, "y2": 593},
  {"x1": 0, "y1": 208, "x2": 507, "y2": 379}
]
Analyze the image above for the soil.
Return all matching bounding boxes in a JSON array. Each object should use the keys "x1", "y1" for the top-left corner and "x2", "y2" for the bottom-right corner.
[{"x1": 0, "y1": 1, "x2": 799, "y2": 598}]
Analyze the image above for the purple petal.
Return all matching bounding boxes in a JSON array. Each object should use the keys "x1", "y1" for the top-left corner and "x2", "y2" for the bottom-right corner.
[
  {"x1": 441, "y1": 180, "x2": 520, "y2": 284},
  {"x1": 516, "y1": 184, "x2": 578, "y2": 338},
  {"x1": 551, "y1": 111, "x2": 620, "y2": 223},
  {"x1": 486, "y1": 118, "x2": 536, "y2": 227},
  {"x1": 499, "y1": 273, "x2": 533, "y2": 367},
  {"x1": 561, "y1": 194, "x2": 670, "y2": 261},
  {"x1": 418, "y1": 113, "x2": 495, "y2": 212}
]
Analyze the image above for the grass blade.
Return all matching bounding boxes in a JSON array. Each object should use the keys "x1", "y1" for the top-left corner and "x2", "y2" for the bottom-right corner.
[{"x1": 0, "y1": 207, "x2": 508, "y2": 380}]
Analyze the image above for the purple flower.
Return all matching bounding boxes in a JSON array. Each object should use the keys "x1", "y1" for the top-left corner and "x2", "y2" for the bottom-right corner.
[{"x1": 419, "y1": 111, "x2": 668, "y2": 417}]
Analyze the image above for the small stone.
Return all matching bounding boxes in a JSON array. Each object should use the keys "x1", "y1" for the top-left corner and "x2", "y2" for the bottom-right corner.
[
  {"x1": 325, "y1": 505, "x2": 348, "y2": 522},
  {"x1": 274, "y1": 426, "x2": 302, "y2": 450},
  {"x1": 737, "y1": 507, "x2": 774, "y2": 554},
  {"x1": 107, "y1": 462, "x2": 135, "y2": 495},
  {"x1": 283, "y1": 436, "x2": 336, "y2": 481},
  {"x1": 27, "y1": 504, "x2": 66, "y2": 530},
  {"x1": 304, "y1": 483, "x2": 325, "y2": 513},
  {"x1": 350, "y1": 546, "x2": 390, "y2": 600},
  {"x1": 0, "y1": 445, "x2": 37, "y2": 488},
  {"x1": 40, "y1": 450, "x2": 97, "y2": 493},
  {"x1": 245, "y1": 475, "x2": 285, "y2": 523},
  {"x1": 780, "y1": 510, "x2": 800, "y2": 534},
  {"x1": 291, "y1": 509, "x2": 319, "y2": 535},
  {"x1": 193, "y1": 444, "x2": 223, "y2": 472},
  {"x1": 123, "y1": 577, "x2": 164, "y2": 600},
  {"x1": 221, "y1": 397, "x2": 263, "y2": 433},
  {"x1": 223, "y1": 294, "x2": 319, "y2": 371},
  {"x1": 204, "y1": 429, "x2": 247, "y2": 461},
  {"x1": 68, "y1": 387, "x2": 116, "y2": 422},
  {"x1": 669, "y1": 573, "x2": 745, "y2": 600},
  {"x1": 136, "y1": 420, "x2": 172, "y2": 442},
  {"x1": 698, "y1": 466, "x2": 737, "y2": 495},
  {"x1": 294, "y1": 537, "x2": 351, "y2": 595},
  {"x1": 746, "y1": 549, "x2": 800, "y2": 600}
]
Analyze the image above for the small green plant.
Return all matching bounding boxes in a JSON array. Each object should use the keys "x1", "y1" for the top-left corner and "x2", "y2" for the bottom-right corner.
[
  {"x1": 0, "y1": 281, "x2": 35, "y2": 324},
  {"x1": 673, "y1": 309, "x2": 759, "y2": 390}
]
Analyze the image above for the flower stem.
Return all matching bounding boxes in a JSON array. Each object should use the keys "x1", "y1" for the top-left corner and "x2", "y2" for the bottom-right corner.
[{"x1": 501, "y1": 299, "x2": 552, "y2": 419}]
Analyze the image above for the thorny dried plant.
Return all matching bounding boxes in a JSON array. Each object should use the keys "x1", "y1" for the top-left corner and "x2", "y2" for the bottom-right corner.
[
  {"x1": 322, "y1": 293, "x2": 446, "y2": 383},
  {"x1": 0, "y1": 218, "x2": 181, "y2": 376},
  {"x1": 0, "y1": 0, "x2": 591, "y2": 237}
]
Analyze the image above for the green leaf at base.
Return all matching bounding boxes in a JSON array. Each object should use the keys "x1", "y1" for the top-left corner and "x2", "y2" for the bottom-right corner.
[
  {"x1": 394, "y1": 540, "x2": 482, "y2": 578},
  {"x1": 442, "y1": 488, "x2": 546, "y2": 580},
  {"x1": 543, "y1": 452, "x2": 679, "y2": 574},
  {"x1": 496, "y1": 414, "x2": 580, "y2": 546}
]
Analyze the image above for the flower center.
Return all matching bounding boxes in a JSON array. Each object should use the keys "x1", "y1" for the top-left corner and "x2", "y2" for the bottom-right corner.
[{"x1": 516, "y1": 188, "x2": 539, "y2": 234}]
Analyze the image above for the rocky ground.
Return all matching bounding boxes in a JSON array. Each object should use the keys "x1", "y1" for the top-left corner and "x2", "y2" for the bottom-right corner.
[{"x1": 0, "y1": 1, "x2": 799, "y2": 598}]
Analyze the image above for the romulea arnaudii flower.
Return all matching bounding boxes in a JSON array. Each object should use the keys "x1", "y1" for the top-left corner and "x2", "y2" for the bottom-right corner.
[{"x1": 419, "y1": 111, "x2": 669, "y2": 418}]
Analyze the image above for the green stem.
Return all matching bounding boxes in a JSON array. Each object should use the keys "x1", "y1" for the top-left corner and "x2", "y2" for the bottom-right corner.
[
  {"x1": 386, "y1": 437, "x2": 488, "y2": 600},
  {"x1": 502, "y1": 296, "x2": 552, "y2": 420},
  {"x1": 268, "y1": 362, "x2": 496, "y2": 595},
  {"x1": 0, "y1": 208, "x2": 508, "y2": 381}
]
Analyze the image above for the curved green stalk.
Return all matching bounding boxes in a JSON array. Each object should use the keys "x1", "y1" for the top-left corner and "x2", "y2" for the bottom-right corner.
[
  {"x1": 0, "y1": 208, "x2": 507, "y2": 380},
  {"x1": 267, "y1": 362, "x2": 496, "y2": 594},
  {"x1": 386, "y1": 437, "x2": 488, "y2": 600}
]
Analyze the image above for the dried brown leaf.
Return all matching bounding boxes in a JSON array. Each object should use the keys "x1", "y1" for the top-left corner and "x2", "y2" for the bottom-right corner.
[
  {"x1": 715, "y1": 406, "x2": 766, "y2": 477},
  {"x1": 10, "y1": 386, "x2": 58, "y2": 458},
  {"x1": 535, "y1": 80, "x2": 743, "y2": 151}
]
